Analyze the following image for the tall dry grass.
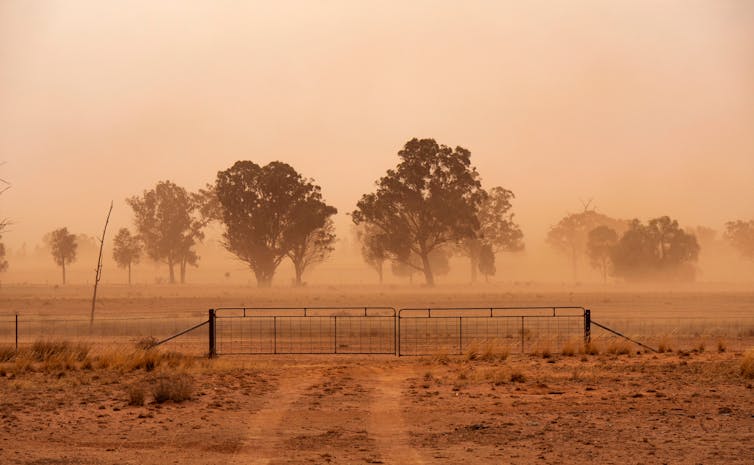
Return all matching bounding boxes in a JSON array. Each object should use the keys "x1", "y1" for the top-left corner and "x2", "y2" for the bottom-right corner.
[
  {"x1": 464, "y1": 339, "x2": 510, "y2": 362},
  {"x1": 741, "y1": 349, "x2": 754, "y2": 379},
  {"x1": 1, "y1": 340, "x2": 198, "y2": 374}
]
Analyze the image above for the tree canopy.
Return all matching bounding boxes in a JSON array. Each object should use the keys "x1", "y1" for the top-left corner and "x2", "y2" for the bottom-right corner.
[
  {"x1": 547, "y1": 209, "x2": 624, "y2": 282},
  {"x1": 127, "y1": 180, "x2": 204, "y2": 284},
  {"x1": 725, "y1": 220, "x2": 754, "y2": 261},
  {"x1": 610, "y1": 216, "x2": 699, "y2": 281},
  {"x1": 355, "y1": 223, "x2": 389, "y2": 284},
  {"x1": 112, "y1": 228, "x2": 142, "y2": 285},
  {"x1": 215, "y1": 160, "x2": 336, "y2": 287},
  {"x1": 352, "y1": 138, "x2": 485, "y2": 286},
  {"x1": 0, "y1": 236, "x2": 7, "y2": 274},
  {"x1": 586, "y1": 225, "x2": 619, "y2": 283},
  {"x1": 459, "y1": 186, "x2": 523, "y2": 283},
  {"x1": 47, "y1": 227, "x2": 77, "y2": 284},
  {"x1": 477, "y1": 243, "x2": 496, "y2": 282}
]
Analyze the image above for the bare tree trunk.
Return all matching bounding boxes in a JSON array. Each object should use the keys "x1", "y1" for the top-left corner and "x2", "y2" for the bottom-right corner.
[
  {"x1": 571, "y1": 247, "x2": 579, "y2": 283},
  {"x1": 470, "y1": 254, "x2": 479, "y2": 284},
  {"x1": 90, "y1": 202, "x2": 113, "y2": 327},
  {"x1": 294, "y1": 264, "x2": 303, "y2": 287},
  {"x1": 128, "y1": 262, "x2": 132, "y2": 286},
  {"x1": 180, "y1": 259, "x2": 186, "y2": 284},
  {"x1": 168, "y1": 257, "x2": 175, "y2": 284},
  {"x1": 255, "y1": 270, "x2": 273, "y2": 288},
  {"x1": 62, "y1": 260, "x2": 66, "y2": 285},
  {"x1": 420, "y1": 253, "x2": 435, "y2": 287},
  {"x1": 377, "y1": 261, "x2": 383, "y2": 285}
]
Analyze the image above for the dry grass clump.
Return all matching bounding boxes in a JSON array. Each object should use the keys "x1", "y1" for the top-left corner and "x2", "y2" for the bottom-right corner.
[
  {"x1": 606, "y1": 340, "x2": 633, "y2": 356},
  {"x1": 464, "y1": 339, "x2": 509, "y2": 362},
  {"x1": 481, "y1": 367, "x2": 527, "y2": 385},
  {"x1": 2, "y1": 339, "x2": 197, "y2": 375},
  {"x1": 560, "y1": 341, "x2": 578, "y2": 357},
  {"x1": 717, "y1": 340, "x2": 727, "y2": 353},
  {"x1": 134, "y1": 336, "x2": 159, "y2": 351},
  {"x1": 657, "y1": 337, "x2": 673, "y2": 353},
  {"x1": 30, "y1": 340, "x2": 90, "y2": 363},
  {"x1": 94, "y1": 347, "x2": 194, "y2": 372},
  {"x1": 580, "y1": 341, "x2": 600, "y2": 356},
  {"x1": 509, "y1": 369, "x2": 526, "y2": 383},
  {"x1": 127, "y1": 384, "x2": 146, "y2": 406},
  {"x1": 740, "y1": 350, "x2": 754, "y2": 379},
  {"x1": 151, "y1": 372, "x2": 194, "y2": 403},
  {"x1": 0, "y1": 345, "x2": 16, "y2": 362}
]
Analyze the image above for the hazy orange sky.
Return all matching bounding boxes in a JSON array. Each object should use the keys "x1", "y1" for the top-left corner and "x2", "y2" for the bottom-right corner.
[{"x1": 1, "y1": 0, "x2": 753, "y2": 252}]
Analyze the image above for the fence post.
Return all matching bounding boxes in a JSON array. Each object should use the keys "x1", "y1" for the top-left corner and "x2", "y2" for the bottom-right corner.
[
  {"x1": 208, "y1": 309, "x2": 216, "y2": 358},
  {"x1": 396, "y1": 310, "x2": 401, "y2": 357},
  {"x1": 458, "y1": 317, "x2": 463, "y2": 355},
  {"x1": 15, "y1": 313, "x2": 19, "y2": 353},
  {"x1": 584, "y1": 309, "x2": 591, "y2": 344}
]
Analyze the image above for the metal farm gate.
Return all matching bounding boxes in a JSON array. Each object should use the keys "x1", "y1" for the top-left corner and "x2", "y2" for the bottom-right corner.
[
  {"x1": 398, "y1": 307, "x2": 589, "y2": 356},
  {"x1": 209, "y1": 307, "x2": 397, "y2": 355}
]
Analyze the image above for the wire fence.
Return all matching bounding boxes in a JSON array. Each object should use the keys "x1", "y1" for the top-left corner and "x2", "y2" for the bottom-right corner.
[
  {"x1": 1, "y1": 308, "x2": 752, "y2": 358},
  {"x1": 0, "y1": 314, "x2": 208, "y2": 355},
  {"x1": 589, "y1": 316, "x2": 754, "y2": 352}
]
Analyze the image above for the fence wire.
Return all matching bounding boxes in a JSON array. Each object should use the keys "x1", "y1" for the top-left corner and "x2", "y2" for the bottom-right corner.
[
  {"x1": 0, "y1": 314, "x2": 208, "y2": 355},
  {"x1": 398, "y1": 307, "x2": 586, "y2": 356}
]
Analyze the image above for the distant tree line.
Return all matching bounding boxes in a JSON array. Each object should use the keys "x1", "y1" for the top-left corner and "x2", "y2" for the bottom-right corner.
[
  {"x1": 5, "y1": 138, "x2": 753, "y2": 286},
  {"x1": 546, "y1": 209, "x2": 754, "y2": 283}
]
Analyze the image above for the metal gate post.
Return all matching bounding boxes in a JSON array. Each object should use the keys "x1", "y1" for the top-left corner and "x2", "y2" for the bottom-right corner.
[
  {"x1": 208, "y1": 309, "x2": 216, "y2": 358},
  {"x1": 584, "y1": 309, "x2": 591, "y2": 344}
]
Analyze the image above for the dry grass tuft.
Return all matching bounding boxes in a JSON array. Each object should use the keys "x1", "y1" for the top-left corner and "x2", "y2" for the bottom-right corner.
[
  {"x1": 657, "y1": 338, "x2": 673, "y2": 354},
  {"x1": 741, "y1": 350, "x2": 754, "y2": 379},
  {"x1": 465, "y1": 339, "x2": 509, "y2": 362},
  {"x1": 151, "y1": 372, "x2": 194, "y2": 403},
  {"x1": 509, "y1": 369, "x2": 526, "y2": 383},
  {"x1": 581, "y1": 341, "x2": 600, "y2": 356},
  {"x1": 134, "y1": 336, "x2": 159, "y2": 351},
  {"x1": 30, "y1": 340, "x2": 90, "y2": 363},
  {"x1": 431, "y1": 353, "x2": 450, "y2": 365},
  {"x1": 606, "y1": 340, "x2": 632, "y2": 356},
  {"x1": 127, "y1": 384, "x2": 146, "y2": 406},
  {"x1": 561, "y1": 341, "x2": 578, "y2": 357},
  {"x1": 717, "y1": 340, "x2": 727, "y2": 353},
  {"x1": 0, "y1": 345, "x2": 16, "y2": 362}
]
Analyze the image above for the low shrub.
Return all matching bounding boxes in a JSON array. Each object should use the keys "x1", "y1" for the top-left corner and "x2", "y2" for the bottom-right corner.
[
  {"x1": 151, "y1": 373, "x2": 193, "y2": 403},
  {"x1": 127, "y1": 384, "x2": 146, "y2": 406}
]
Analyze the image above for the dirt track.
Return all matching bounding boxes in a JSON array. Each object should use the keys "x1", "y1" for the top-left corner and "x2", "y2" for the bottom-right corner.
[{"x1": 2, "y1": 352, "x2": 753, "y2": 465}]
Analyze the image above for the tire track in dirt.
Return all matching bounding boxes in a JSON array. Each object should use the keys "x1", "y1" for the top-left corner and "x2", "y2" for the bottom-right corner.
[
  {"x1": 367, "y1": 364, "x2": 425, "y2": 465},
  {"x1": 268, "y1": 363, "x2": 381, "y2": 464},
  {"x1": 230, "y1": 365, "x2": 324, "y2": 465}
]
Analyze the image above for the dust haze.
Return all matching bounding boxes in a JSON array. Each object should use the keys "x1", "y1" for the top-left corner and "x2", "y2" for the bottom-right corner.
[{"x1": 1, "y1": 1, "x2": 753, "y2": 287}]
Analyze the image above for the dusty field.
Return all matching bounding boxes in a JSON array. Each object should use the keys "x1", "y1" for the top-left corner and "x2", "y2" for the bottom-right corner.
[
  {"x1": 0, "y1": 285, "x2": 753, "y2": 464},
  {"x1": 1, "y1": 350, "x2": 753, "y2": 465}
]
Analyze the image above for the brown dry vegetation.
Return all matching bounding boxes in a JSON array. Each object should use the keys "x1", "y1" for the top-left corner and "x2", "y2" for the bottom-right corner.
[{"x1": 0, "y1": 286, "x2": 753, "y2": 464}]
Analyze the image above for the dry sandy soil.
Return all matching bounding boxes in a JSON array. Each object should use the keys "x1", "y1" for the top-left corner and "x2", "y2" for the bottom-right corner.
[
  {"x1": 1, "y1": 351, "x2": 753, "y2": 465},
  {"x1": 1, "y1": 285, "x2": 753, "y2": 464}
]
